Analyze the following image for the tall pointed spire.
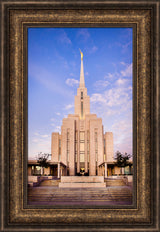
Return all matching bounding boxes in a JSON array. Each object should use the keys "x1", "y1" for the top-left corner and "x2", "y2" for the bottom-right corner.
[{"x1": 79, "y1": 49, "x2": 85, "y2": 87}]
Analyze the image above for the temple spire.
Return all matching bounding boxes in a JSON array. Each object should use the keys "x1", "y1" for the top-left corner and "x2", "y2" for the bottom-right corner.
[{"x1": 79, "y1": 49, "x2": 85, "y2": 87}]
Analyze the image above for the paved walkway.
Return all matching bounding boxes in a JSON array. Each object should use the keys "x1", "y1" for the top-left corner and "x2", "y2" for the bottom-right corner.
[{"x1": 28, "y1": 186, "x2": 132, "y2": 206}]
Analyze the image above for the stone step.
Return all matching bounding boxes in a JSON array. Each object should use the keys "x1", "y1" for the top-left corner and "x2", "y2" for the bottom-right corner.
[
  {"x1": 28, "y1": 186, "x2": 132, "y2": 203},
  {"x1": 59, "y1": 182, "x2": 106, "y2": 188},
  {"x1": 105, "y1": 179, "x2": 126, "y2": 186},
  {"x1": 59, "y1": 176, "x2": 105, "y2": 188},
  {"x1": 40, "y1": 180, "x2": 60, "y2": 186},
  {"x1": 61, "y1": 176, "x2": 104, "y2": 183},
  {"x1": 28, "y1": 194, "x2": 132, "y2": 202}
]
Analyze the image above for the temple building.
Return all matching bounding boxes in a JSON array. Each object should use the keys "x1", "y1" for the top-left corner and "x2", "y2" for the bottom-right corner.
[{"x1": 51, "y1": 50, "x2": 113, "y2": 177}]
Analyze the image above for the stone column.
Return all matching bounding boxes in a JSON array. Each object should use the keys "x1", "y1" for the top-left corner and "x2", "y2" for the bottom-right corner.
[
  {"x1": 105, "y1": 162, "x2": 107, "y2": 178},
  {"x1": 85, "y1": 130, "x2": 88, "y2": 173},
  {"x1": 58, "y1": 163, "x2": 60, "y2": 178},
  {"x1": 98, "y1": 166, "x2": 100, "y2": 176},
  {"x1": 41, "y1": 167, "x2": 43, "y2": 175},
  {"x1": 77, "y1": 131, "x2": 80, "y2": 173}
]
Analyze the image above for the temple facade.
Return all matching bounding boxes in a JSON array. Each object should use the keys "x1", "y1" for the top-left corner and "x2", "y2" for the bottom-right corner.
[{"x1": 51, "y1": 51, "x2": 114, "y2": 177}]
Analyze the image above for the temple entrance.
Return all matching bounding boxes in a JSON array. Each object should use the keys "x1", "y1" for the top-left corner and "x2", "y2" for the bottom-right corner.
[
  {"x1": 80, "y1": 168, "x2": 85, "y2": 176},
  {"x1": 50, "y1": 165, "x2": 57, "y2": 176}
]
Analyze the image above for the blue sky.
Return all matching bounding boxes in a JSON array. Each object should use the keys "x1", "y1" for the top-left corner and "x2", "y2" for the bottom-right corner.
[{"x1": 28, "y1": 27, "x2": 132, "y2": 160}]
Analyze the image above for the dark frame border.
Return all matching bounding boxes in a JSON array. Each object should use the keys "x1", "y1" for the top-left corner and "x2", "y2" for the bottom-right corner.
[
  {"x1": 0, "y1": 1, "x2": 159, "y2": 231},
  {"x1": 24, "y1": 22, "x2": 137, "y2": 210}
]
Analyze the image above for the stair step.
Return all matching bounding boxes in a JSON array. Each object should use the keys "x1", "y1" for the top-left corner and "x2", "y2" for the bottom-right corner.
[
  {"x1": 40, "y1": 180, "x2": 60, "y2": 186},
  {"x1": 105, "y1": 179, "x2": 126, "y2": 186}
]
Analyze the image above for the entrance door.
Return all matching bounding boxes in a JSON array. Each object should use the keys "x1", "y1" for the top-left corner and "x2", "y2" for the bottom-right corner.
[
  {"x1": 50, "y1": 165, "x2": 57, "y2": 176},
  {"x1": 80, "y1": 168, "x2": 85, "y2": 176}
]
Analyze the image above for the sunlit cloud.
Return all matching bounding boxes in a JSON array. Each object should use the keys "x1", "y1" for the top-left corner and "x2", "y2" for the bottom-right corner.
[
  {"x1": 104, "y1": 72, "x2": 120, "y2": 80},
  {"x1": 120, "y1": 61, "x2": 126, "y2": 66},
  {"x1": 91, "y1": 86, "x2": 131, "y2": 108},
  {"x1": 94, "y1": 80, "x2": 109, "y2": 90},
  {"x1": 116, "y1": 78, "x2": 128, "y2": 85},
  {"x1": 66, "y1": 78, "x2": 79, "y2": 87},
  {"x1": 121, "y1": 63, "x2": 132, "y2": 77},
  {"x1": 29, "y1": 133, "x2": 51, "y2": 159},
  {"x1": 111, "y1": 118, "x2": 132, "y2": 155},
  {"x1": 90, "y1": 93, "x2": 106, "y2": 103},
  {"x1": 41, "y1": 134, "x2": 49, "y2": 138},
  {"x1": 64, "y1": 104, "x2": 74, "y2": 110}
]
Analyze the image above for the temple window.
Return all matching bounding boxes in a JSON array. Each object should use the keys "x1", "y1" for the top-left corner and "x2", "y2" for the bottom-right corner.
[{"x1": 81, "y1": 91, "x2": 83, "y2": 99}]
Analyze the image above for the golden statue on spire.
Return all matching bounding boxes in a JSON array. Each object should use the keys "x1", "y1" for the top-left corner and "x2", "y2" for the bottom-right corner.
[{"x1": 79, "y1": 49, "x2": 83, "y2": 60}]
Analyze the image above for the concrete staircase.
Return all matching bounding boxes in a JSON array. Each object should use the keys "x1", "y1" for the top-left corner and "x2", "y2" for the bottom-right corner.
[
  {"x1": 28, "y1": 186, "x2": 132, "y2": 205},
  {"x1": 105, "y1": 177, "x2": 127, "y2": 187}
]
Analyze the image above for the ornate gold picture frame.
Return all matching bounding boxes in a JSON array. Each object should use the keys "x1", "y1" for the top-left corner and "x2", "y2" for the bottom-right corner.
[{"x1": 0, "y1": 1, "x2": 159, "y2": 231}]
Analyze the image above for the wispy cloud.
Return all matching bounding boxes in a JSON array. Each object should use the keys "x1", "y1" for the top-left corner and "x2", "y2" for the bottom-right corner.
[
  {"x1": 55, "y1": 126, "x2": 61, "y2": 133},
  {"x1": 94, "y1": 80, "x2": 109, "y2": 90},
  {"x1": 57, "y1": 30, "x2": 72, "y2": 45},
  {"x1": 120, "y1": 61, "x2": 126, "y2": 66},
  {"x1": 90, "y1": 93, "x2": 106, "y2": 103},
  {"x1": 77, "y1": 29, "x2": 90, "y2": 42},
  {"x1": 121, "y1": 41, "x2": 132, "y2": 53},
  {"x1": 64, "y1": 104, "x2": 74, "y2": 110},
  {"x1": 29, "y1": 64, "x2": 72, "y2": 97},
  {"x1": 34, "y1": 132, "x2": 39, "y2": 136},
  {"x1": 66, "y1": 78, "x2": 79, "y2": 87},
  {"x1": 104, "y1": 72, "x2": 120, "y2": 80},
  {"x1": 69, "y1": 73, "x2": 76, "y2": 77},
  {"x1": 116, "y1": 78, "x2": 128, "y2": 85},
  {"x1": 89, "y1": 46, "x2": 98, "y2": 54},
  {"x1": 111, "y1": 118, "x2": 132, "y2": 154},
  {"x1": 104, "y1": 63, "x2": 132, "y2": 82},
  {"x1": 108, "y1": 40, "x2": 132, "y2": 54},
  {"x1": 41, "y1": 134, "x2": 49, "y2": 138},
  {"x1": 91, "y1": 87, "x2": 131, "y2": 107},
  {"x1": 56, "y1": 112, "x2": 61, "y2": 116},
  {"x1": 90, "y1": 61, "x2": 132, "y2": 155},
  {"x1": 121, "y1": 63, "x2": 132, "y2": 77},
  {"x1": 29, "y1": 133, "x2": 51, "y2": 159}
]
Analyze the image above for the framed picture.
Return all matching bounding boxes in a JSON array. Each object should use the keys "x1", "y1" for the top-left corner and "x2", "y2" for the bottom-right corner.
[
  {"x1": 0, "y1": 1, "x2": 159, "y2": 231},
  {"x1": 27, "y1": 27, "x2": 133, "y2": 207}
]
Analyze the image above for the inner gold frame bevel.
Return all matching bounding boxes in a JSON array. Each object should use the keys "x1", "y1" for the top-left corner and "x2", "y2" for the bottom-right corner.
[{"x1": 8, "y1": 7, "x2": 152, "y2": 226}]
